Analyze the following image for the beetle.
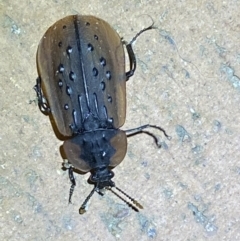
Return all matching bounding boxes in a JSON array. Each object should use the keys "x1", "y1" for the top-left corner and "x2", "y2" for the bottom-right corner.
[{"x1": 34, "y1": 15, "x2": 170, "y2": 214}]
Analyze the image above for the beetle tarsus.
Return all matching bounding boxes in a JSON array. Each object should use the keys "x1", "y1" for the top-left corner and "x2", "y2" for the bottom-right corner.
[
  {"x1": 125, "y1": 21, "x2": 155, "y2": 80},
  {"x1": 34, "y1": 77, "x2": 51, "y2": 114}
]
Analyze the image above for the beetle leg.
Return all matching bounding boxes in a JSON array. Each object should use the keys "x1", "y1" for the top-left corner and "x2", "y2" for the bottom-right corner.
[
  {"x1": 68, "y1": 166, "x2": 76, "y2": 204},
  {"x1": 33, "y1": 77, "x2": 51, "y2": 114},
  {"x1": 124, "y1": 22, "x2": 155, "y2": 80},
  {"x1": 79, "y1": 186, "x2": 96, "y2": 214},
  {"x1": 125, "y1": 124, "x2": 171, "y2": 147},
  {"x1": 125, "y1": 43, "x2": 136, "y2": 80}
]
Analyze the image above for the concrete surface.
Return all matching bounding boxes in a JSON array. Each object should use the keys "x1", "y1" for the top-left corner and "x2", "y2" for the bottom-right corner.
[{"x1": 0, "y1": 0, "x2": 240, "y2": 240}]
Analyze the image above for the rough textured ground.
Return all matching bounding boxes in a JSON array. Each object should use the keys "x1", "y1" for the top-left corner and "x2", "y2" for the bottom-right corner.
[{"x1": 1, "y1": 0, "x2": 240, "y2": 240}]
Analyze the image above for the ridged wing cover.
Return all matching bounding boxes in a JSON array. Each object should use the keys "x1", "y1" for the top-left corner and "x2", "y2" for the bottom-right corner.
[{"x1": 37, "y1": 15, "x2": 126, "y2": 136}]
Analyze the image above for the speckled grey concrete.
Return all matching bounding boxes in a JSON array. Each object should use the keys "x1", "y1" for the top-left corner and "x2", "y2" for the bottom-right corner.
[{"x1": 1, "y1": 0, "x2": 240, "y2": 240}]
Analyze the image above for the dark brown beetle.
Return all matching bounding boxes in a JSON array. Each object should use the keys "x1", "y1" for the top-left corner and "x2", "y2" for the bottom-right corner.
[{"x1": 34, "y1": 15, "x2": 170, "y2": 213}]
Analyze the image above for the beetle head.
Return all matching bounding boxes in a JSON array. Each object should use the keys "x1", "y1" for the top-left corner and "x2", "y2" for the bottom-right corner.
[
  {"x1": 89, "y1": 167, "x2": 115, "y2": 190},
  {"x1": 79, "y1": 167, "x2": 143, "y2": 214}
]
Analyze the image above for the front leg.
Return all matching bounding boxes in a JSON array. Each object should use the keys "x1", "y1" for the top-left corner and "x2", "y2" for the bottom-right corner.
[{"x1": 68, "y1": 165, "x2": 76, "y2": 204}]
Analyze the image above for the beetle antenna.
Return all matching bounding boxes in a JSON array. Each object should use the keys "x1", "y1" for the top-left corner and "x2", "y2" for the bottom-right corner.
[
  {"x1": 106, "y1": 186, "x2": 143, "y2": 212},
  {"x1": 79, "y1": 186, "x2": 96, "y2": 214},
  {"x1": 115, "y1": 186, "x2": 143, "y2": 209}
]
